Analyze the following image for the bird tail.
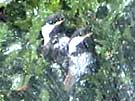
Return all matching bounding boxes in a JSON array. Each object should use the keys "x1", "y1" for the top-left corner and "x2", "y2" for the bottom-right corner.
[{"x1": 64, "y1": 70, "x2": 76, "y2": 92}]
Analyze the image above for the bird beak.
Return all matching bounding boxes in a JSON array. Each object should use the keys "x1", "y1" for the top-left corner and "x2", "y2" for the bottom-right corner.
[
  {"x1": 84, "y1": 32, "x2": 93, "y2": 38},
  {"x1": 54, "y1": 19, "x2": 65, "y2": 26}
]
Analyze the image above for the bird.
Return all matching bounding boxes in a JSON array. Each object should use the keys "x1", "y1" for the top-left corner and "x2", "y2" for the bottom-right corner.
[
  {"x1": 39, "y1": 12, "x2": 72, "y2": 86},
  {"x1": 39, "y1": 13, "x2": 72, "y2": 100},
  {"x1": 64, "y1": 27, "x2": 98, "y2": 92},
  {"x1": 40, "y1": 12, "x2": 70, "y2": 68}
]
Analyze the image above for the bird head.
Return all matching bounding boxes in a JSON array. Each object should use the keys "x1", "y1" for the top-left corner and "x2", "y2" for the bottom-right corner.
[
  {"x1": 71, "y1": 27, "x2": 92, "y2": 38},
  {"x1": 69, "y1": 27, "x2": 93, "y2": 55},
  {"x1": 41, "y1": 12, "x2": 65, "y2": 46},
  {"x1": 45, "y1": 12, "x2": 65, "y2": 26}
]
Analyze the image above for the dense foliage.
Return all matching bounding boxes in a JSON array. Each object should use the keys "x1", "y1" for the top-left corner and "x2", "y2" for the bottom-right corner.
[{"x1": 0, "y1": 0, "x2": 135, "y2": 101}]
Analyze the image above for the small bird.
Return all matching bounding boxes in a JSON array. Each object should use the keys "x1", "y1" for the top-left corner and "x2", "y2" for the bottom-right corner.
[
  {"x1": 64, "y1": 27, "x2": 98, "y2": 92},
  {"x1": 41, "y1": 13, "x2": 69, "y2": 58},
  {"x1": 40, "y1": 12, "x2": 71, "y2": 78}
]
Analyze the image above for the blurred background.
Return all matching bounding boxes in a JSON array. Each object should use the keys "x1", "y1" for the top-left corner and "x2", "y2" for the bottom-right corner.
[{"x1": 0, "y1": 0, "x2": 135, "y2": 101}]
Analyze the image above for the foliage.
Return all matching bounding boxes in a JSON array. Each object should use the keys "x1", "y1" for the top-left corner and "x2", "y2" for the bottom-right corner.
[{"x1": 0, "y1": 0, "x2": 135, "y2": 101}]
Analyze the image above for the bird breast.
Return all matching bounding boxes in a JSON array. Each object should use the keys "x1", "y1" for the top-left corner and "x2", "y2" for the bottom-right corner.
[{"x1": 69, "y1": 52, "x2": 95, "y2": 77}]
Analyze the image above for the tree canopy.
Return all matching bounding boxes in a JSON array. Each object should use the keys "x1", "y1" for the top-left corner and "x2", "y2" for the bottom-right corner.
[{"x1": 0, "y1": 0, "x2": 135, "y2": 101}]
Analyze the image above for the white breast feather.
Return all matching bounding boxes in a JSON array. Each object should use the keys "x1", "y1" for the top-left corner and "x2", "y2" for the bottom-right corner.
[
  {"x1": 69, "y1": 36, "x2": 86, "y2": 54},
  {"x1": 41, "y1": 23, "x2": 56, "y2": 46},
  {"x1": 54, "y1": 36, "x2": 70, "y2": 49},
  {"x1": 69, "y1": 52, "x2": 93, "y2": 77}
]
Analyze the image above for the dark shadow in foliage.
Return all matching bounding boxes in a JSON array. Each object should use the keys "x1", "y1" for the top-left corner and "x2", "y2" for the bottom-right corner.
[
  {"x1": 0, "y1": 76, "x2": 12, "y2": 92},
  {"x1": 60, "y1": 0, "x2": 71, "y2": 11},
  {"x1": 0, "y1": 6, "x2": 7, "y2": 22},
  {"x1": 96, "y1": 5, "x2": 109, "y2": 19},
  {"x1": 5, "y1": 0, "x2": 26, "y2": 22}
]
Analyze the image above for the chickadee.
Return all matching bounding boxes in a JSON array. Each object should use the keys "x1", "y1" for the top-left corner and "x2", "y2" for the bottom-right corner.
[{"x1": 64, "y1": 27, "x2": 98, "y2": 92}]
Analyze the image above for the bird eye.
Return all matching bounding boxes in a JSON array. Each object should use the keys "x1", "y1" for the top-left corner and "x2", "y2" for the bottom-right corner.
[
  {"x1": 56, "y1": 18, "x2": 60, "y2": 22},
  {"x1": 49, "y1": 20, "x2": 53, "y2": 24},
  {"x1": 60, "y1": 17, "x2": 64, "y2": 21}
]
